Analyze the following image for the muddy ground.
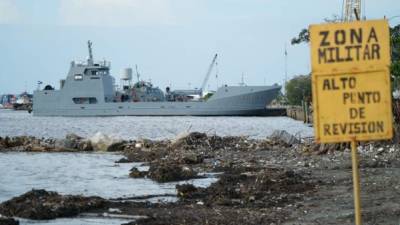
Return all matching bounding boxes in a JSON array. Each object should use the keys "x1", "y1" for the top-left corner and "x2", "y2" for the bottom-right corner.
[{"x1": 0, "y1": 132, "x2": 399, "y2": 225}]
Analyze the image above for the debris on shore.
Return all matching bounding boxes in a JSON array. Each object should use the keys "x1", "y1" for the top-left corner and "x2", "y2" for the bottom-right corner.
[
  {"x1": 0, "y1": 216, "x2": 19, "y2": 225},
  {"x1": 0, "y1": 131, "x2": 287, "y2": 153},
  {"x1": 176, "y1": 168, "x2": 316, "y2": 207},
  {"x1": 147, "y1": 163, "x2": 200, "y2": 182},
  {"x1": 1, "y1": 131, "x2": 400, "y2": 224},
  {"x1": 0, "y1": 166, "x2": 316, "y2": 225},
  {"x1": 0, "y1": 189, "x2": 105, "y2": 220},
  {"x1": 0, "y1": 131, "x2": 371, "y2": 154}
]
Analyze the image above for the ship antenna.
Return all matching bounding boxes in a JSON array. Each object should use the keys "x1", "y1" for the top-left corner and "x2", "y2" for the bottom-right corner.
[
  {"x1": 87, "y1": 40, "x2": 94, "y2": 65},
  {"x1": 239, "y1": 73, "x2": 246, "y2": 86}
]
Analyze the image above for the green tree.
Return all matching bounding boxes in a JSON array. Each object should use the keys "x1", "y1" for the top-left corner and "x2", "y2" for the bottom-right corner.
[
  {"x1": 285, "y1": 75, "x2": 311, "y2": 105},
  {"x1": 391, "y1": 24, "x2": 400, "y2": 80},
  {"x1": 291, "y1": 29, "x2": 309, "y2": 45}
]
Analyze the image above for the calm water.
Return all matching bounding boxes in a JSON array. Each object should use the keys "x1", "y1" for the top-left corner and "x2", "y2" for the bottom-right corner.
[
  {"x1": 0, "y1": 110, "x2": 313, "y2": 140},
  {"x1": 0, "y1": 152, "x2": 216, "y2": 225},
  {"x1": 0, "y1": 152, "x2": 216, "y2": 202}
]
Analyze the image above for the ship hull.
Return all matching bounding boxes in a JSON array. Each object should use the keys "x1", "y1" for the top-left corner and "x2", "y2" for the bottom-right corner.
[{"x1": 33, "y1": 86, "x2": 281, "y2": 117}]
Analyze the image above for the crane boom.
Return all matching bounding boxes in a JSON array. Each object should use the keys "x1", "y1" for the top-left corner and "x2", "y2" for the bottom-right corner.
[{"x1": 200, "y1": 54, "x2": 218, "y2": 94}]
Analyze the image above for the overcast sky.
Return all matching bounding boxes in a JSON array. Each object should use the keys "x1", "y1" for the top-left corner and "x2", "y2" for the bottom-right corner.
[{"x1": 1, "y1": 0, "x2": 400, "y2": 94}]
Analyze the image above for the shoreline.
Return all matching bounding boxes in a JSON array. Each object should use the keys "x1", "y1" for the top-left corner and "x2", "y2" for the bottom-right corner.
[{"x1": 1, "y1": 132, "x2": 399, "y2": 224}]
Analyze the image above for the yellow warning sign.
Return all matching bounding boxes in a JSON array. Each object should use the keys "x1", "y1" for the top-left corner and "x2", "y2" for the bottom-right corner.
[
  {"x1": 312, "y1": 70, "x2": 392, "y2": 142},
  {"x1": 310, "y1": 19, "x2": 391, "y2": 74},
  {"x1": 310, "y1": 19, "x2": 393, "y2": 143}
]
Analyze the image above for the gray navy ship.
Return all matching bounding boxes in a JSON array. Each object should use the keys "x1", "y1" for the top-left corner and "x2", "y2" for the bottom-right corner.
[{"x1": 33, "y1": 41, "x2": 281, "y2": 116}]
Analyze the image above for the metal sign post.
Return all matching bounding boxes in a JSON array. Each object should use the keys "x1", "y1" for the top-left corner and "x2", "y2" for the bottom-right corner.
[
  {"x1": 309, "y1": 19, "x2": 392, "y2": 225},
  {"x1": 351, "y1": 138, "x2": 361, "y2": 225}
]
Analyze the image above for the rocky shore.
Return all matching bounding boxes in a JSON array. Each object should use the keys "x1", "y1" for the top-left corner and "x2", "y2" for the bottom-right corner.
[{"x1": 0, "y1": 131, "x2": 399, "y2": 224}]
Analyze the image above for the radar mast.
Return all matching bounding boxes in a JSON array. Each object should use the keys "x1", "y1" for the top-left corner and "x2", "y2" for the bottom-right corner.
[{"x1": 87, "y1": 40, "x2": 94, "y2": 65}]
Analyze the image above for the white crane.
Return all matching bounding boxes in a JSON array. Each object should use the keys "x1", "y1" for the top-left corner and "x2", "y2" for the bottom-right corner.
[
  {"x1": 342, "y1": 0, "x2": 362, "y2": 22},
  {"x1": 200, "y1": 54, "x2": 218, "y2": 96}
]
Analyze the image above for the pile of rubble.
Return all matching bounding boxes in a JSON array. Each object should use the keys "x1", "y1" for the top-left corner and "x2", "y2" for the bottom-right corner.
[
  {"x1": 0, "y1": 134, "x2": 92, "y2": 152},
  {"x1": 0, "y1": 189, "x2": 105, "y2": 220},
  {"x1": 177, "y1": 167, "x2": 317, "y2": 207},
  {"x1": 0, "y1": 129, "x2": 307, "y2": 154},
  {"x1": 0, "y1": 216, "x2": 18, "y2": 225},
  {"x1": 130, "y1": 163, "x2": 200, "y2": 182}
]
